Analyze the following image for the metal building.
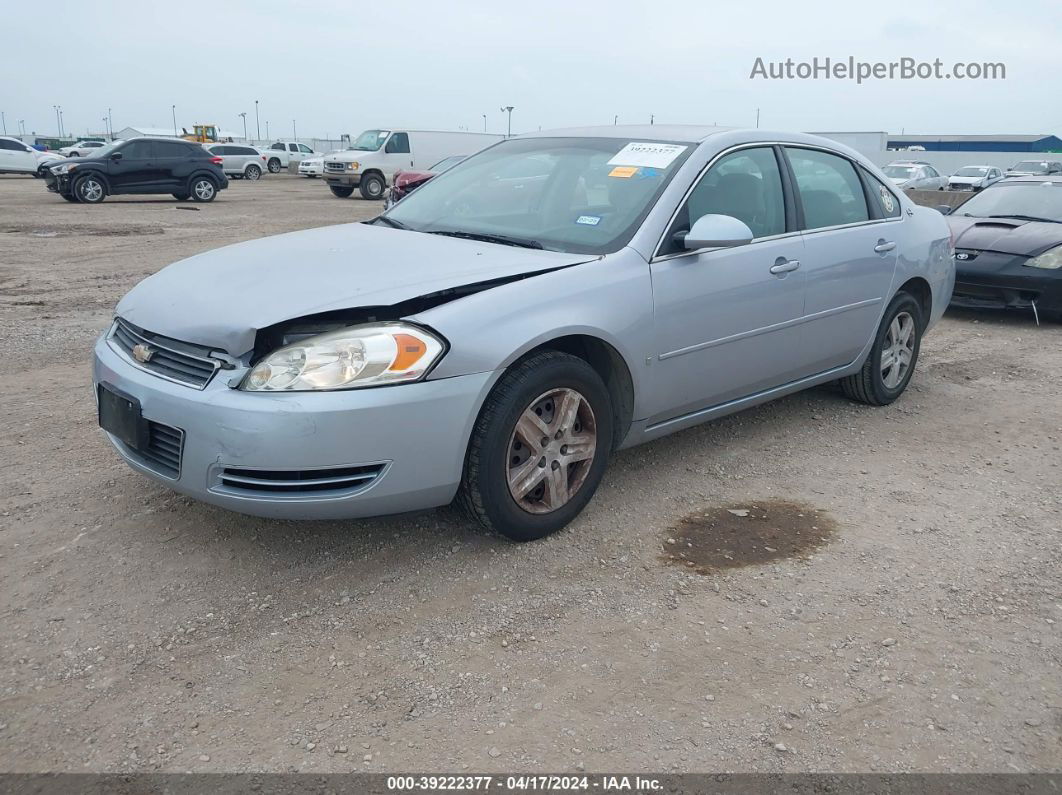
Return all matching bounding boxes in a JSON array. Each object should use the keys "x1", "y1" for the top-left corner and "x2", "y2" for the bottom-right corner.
[{"x1": 886, "y1": 134, "x2": 1062, "y2": 152}]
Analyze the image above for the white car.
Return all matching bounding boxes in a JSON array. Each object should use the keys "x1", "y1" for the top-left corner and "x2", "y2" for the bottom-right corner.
[
  {"x1": 1005, "y1": 159, "x2": 1062, "y2": 177},
  {"x1": 0, "y1": 136, "x2": 65, "y2": 177},
  {"x1": 298, "y1": 155, "x2": 324, "y2": 177},
  {"x1": 59, "y1": 140, "x2": 108, "y2": 157},
  {"x1": 882, "y1": 161, "x2": 948, "y2": 191},
  {"x1": 262, "y1": 141, "x2": 318, "y2": 173},
  {"x1": 947, "y1": 165, "x2": 1003, "y2": 192},
  {"x1": 204, "y1": 143, "x2": 267, "y2": 180}
]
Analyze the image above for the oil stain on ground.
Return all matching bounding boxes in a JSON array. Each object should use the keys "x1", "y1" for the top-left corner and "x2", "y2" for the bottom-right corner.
[{"x1": 662, "y1": 500, "x2": 837, "y2": 573}]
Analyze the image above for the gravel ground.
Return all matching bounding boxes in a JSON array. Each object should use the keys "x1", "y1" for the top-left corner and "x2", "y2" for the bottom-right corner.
[{"x1": 1, "y1": 174, "x2": 1059, "y2": 773}]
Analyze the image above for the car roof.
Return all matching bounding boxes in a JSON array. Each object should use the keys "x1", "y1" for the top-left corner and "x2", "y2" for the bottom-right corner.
[
  {"x1": 518, "y1": 124, "x2": 735, "y2": 143},
  {"x1": 887, "y1": 160, "x2": 930, "y2": 165}
]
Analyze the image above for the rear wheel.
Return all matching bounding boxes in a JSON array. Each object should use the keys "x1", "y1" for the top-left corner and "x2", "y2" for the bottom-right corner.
[
  {"x1": 267, "y1": 158, "x2": 282, "y2": 173},
  {"x1": 840, "y1": 292, "x2": 923, "y2": 406},
  {"x1": 73, "y1": 175, "x2": 106, "y2": 203},
  {"x1": 329, "y1": 185, "x2": 355, "y2": 198},
  {"x1": 61, "y1": 193, "x2": 79, "y2": 202},
  {"x1": 359, "y1": 172, "x2": 386, "y2": 200},
  {"x1": 457, "y1": 351, "x2": 613, "y2": 542},
  {"x1": 244, "y1": 164, "x2": 262, "y2": 181},
  {"x1": 190, "y1": 177, "x2": 217, "y2": 202}
]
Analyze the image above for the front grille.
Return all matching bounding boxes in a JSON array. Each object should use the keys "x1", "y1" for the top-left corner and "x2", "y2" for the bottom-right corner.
[
  {"x1": 138, "y1": 421, "x2": 184, "y2": 478},
  {"x1": 215, "y1": 464, "x2": 385, "y2": 496},
  {"x1": 111, "y1": 318, "x2": 220, "y2": 389},
  {"x1": 324, "y1": 162, "x2": 347, "y2": 173}
]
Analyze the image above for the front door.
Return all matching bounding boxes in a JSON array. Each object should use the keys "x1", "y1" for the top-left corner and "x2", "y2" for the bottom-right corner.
[
  {"x1": 109, "y1": 139, "x2": 158, "y2": 190},
  {"x1": 648, "y1": 146, "x2": 806, "y2": 425}
]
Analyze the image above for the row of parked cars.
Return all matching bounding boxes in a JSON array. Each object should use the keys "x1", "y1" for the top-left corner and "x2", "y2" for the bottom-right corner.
[{"x1": 883, "y1": 158, "x2": 1062, "y2": 192}]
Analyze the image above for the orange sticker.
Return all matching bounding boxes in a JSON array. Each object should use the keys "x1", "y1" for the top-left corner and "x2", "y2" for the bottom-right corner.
[{"x1": 608, "y1": 166, "x2": 638, "y2": 178}]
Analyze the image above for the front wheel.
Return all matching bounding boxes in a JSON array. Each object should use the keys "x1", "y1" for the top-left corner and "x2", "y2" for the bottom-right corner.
[
  {"x1": 329, "y1": 185, "x2": 355, "y2": 198},
  {"x1": 245, "y1": 164, "x2": 262, "y2": 181},
  {"x1": 190, "y1": 177, "x2": 217, "y2": 202},
  {"x1": 359, "y1": 173, "x2": 385, "y2": 200},
  {"x1": 840, "y1": 292, "x2": 923, "y2": 406},
  {"x1": 457, "y1": 351, "x2": 613, "y2": 542},
  {"x1": 73, "y1": 175, "x2": 106, "y2": 203},
  {"x1": 267, "y1": 158, "x2": 282, "y2": 173}
]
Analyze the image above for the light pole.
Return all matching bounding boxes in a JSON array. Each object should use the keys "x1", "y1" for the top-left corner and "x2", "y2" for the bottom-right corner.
[
  {"x1": 650, "y1": 114, "x2": 654, "y2": 125},
  {"x1": 292, "y1": 119, "x2": 297, "y2": 141},
  {"x1": 482, "y1": 114, "x2": 487, "y2": 132},
  {"x1": 500, "y1": 106, "x2": 514, "y2": 138},
  {"x1": 755, "y1": 108, "x2": 760, "y2": 128},
  {"x1": 265, "y1": 121, "x2": 270, "y2": 140},
  {"x1": 59, "y1": 108, "x2": 64, "y2": 137},
  {"x1": 18, "y1": 119, "x2": 25, "y2": 136},
  {"x1": 107, "y1": 108, "x2": 112, "y2": 139},
  {"x1": 255, "y1": 100, "x2": 260, "y2": 141},
  {"x1": 0, "y1": 111, "x2": 5, "y2": 135},
  {"x1": 171, "y1": 104, "x2": 177, "y2": 137},
  {"x1": 53, "y1": 105, "x2": 61, "y2": 137},
  {"x1": 239, "y1": 112, "x2": 247, "y2": 140}
]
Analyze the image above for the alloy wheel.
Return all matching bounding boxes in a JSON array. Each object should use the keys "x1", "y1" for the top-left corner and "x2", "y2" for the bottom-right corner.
[
  {"x1": 193, "y1": 180, "x2": 215, "y2": 200},
  {"x1": 881, "y1": 311, "x2": 916, "y2": 389},
  {"x1": 506, "y1": 388, "x2": 597, "y2": 514},
  {"x1": 79, "y1": 179, "x2": 103, "y2": 202}
]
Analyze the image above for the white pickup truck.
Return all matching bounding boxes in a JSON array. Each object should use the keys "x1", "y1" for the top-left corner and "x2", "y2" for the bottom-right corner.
[
  {"x1": 261, "y1": 141, "x2": 319, "y2": 173},
  {"x1": 323, "y1": 128, "x2": 503, "y2": 199}
]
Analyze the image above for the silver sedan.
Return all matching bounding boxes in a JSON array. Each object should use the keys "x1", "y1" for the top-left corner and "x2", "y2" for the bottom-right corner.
[{"x1": 94, "y1": 126, "x2": 954, "y2": 540}]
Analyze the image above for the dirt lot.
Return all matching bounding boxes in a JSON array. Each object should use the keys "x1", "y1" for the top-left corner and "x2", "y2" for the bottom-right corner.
[{"x1": 1, "y1": 174, "x2": 1059, "y2": 774}]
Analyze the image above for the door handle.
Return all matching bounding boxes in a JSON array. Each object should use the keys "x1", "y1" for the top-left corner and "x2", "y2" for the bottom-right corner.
[
  {"x1": 769, "y1": 258, "x2": 800, "y2": 275},
  {"x1": 874, "y1": 240, "x2": 896, "y2": 253}
]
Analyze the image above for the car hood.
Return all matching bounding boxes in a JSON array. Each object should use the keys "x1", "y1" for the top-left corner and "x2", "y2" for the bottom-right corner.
[
  {"x1": 117, "y1": 222, "x2": 594, "y2": 355},
  {"x1": 947, "y1": 215, "x2": 1062, "y2": 257},
  {"x1": 395, "y1": 170, "x2": 435, "y2": 188},
  {"x1": 888, "y1": 177, "x2": 911, "y2": 186},
  {"x1": 948, "y1": 176, "x2": 983, "y2": 185}
]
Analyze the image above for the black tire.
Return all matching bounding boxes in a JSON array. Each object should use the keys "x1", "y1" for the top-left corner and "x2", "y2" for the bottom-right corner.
[
  {"x1": 73, "y1": 174, "x2": 106, "y2": 203},
  {"x1": 189, "y1": 176, "x2": 217, "y2": 202},
  {"x1": 172, "y1": 192, "x2": 190, "y2": 201},
  {"x1": 457, "y1": 351, "x2": 613, "y2": 542},
  {"x1": 267, "y1": 158, "x2": 282, "y2": 173},
  {"x1": 61, "y1": 193, "x2": 79, "y2": 202},
  {"x1": 329, "y1": 185, "x2": 355, "y2": 198},
  {"x1": 244, "y1": 164, "x2": 262, "y2": 181},
  {"x1": 840, "y1": 292, "x2": 923, "y2": 406},
  {"x1": 68, "y1": 152, "x2": 79, "y2": 157},
  {"x1": 359, "y1": 172, "x2": 385, "y2": 200}
]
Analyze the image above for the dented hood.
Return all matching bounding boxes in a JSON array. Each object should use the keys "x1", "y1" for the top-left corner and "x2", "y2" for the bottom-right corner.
[{"x1": 117, "y1": 222, "x2": 590, "y2": 355}]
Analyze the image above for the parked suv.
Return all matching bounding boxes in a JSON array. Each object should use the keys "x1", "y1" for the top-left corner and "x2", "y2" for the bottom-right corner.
[
  {"x1": 45, "y1": 138, "x2": 229, "y2": 203},
  {"x1": 204, "y1": 143, "x2": 266, "y2": 180}
]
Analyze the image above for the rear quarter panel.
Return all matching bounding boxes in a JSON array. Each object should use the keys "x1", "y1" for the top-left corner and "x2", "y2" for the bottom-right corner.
[{"x1": 895, "y1": 203, "x2": 955, "y2": 330}]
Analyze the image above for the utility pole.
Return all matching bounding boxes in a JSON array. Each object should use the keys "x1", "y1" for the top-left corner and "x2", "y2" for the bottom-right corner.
[
  {"x1": 482, "y1": 114, "x2": 487, "y2": 132},
  {"x1": 53, "y1": 106, "x2": 61, "y2": 137},
  {"x1": 265, "y1": 120, "x2": 270, "y2": 140},
  {"x1": 171, "y1": 104, "x2": 177, "y2": 137},
  {"x1": 500, "y1": 106, "x2": 514, "y2": 138},
  {"x1": 1, "y1": 111, "x2": 5, "y2": 135},
  {"x1": 60, "y1": 108, "x2": 64, "y2": 137},
  {"x1": 107, "y1": 108, "x2": 112, "y2": 139},
  {"x1": 255, "y1": 100, "x2": 260, "y2": 141},
  {"x1": 613, "y1": 115, "x2": 618, "y2": 125},
  {"x1": 755, "y1": 108, "x2": 760, "y2": 128},
  {"x1": 650, "y1": 114, "x2": 654, "y2": 125},
  {"x1": 239, "y1": 112, "x2": 247, "y2": 140},
  {"x1": 292, "y1": 120, "x2": 297, "y2": 141}
]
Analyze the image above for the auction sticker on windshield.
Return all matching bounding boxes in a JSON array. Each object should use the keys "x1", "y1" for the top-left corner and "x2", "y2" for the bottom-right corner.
[{"x1": 608, "y1": 142, "x2": 688, "y2": 169}]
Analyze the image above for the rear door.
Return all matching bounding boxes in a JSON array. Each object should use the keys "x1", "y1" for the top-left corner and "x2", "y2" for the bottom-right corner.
[
  {"x1": 784, "y1": 146, "x2": 899, "y2": 374},
  {"x1": 154, "y1": 141, "x2": 196, "y2": 189}
]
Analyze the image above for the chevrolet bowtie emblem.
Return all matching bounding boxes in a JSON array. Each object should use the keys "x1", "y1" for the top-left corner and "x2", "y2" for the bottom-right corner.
[{"x1": 132, "y1": 343, "x2": 155, "y2": 363}]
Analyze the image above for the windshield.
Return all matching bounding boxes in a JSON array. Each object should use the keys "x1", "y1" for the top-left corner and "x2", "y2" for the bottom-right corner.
[
  {"x1": 351, "y1": 129, "x2": 389, "y2": 151},
  {"x1": 958, "y1": 183, "x2": 1062, "y2": 223},
  {"x1": 955, "y1": 167, "x2": 989, "y2": 177},
  {"x1": 383, "y1": 137, "x2": 693, "y2": 255},
  {"x1": 1012, "y1": 161, "x2": 1049, "y2": 173},
  {"x1": 883, "y1": 165, "x2": 916, "y2": 178},
  {"x1": 430, "y1": 155, "x2": 465, "y2": 172},
  {"x1": 85, "y1": 141, "x2": 123, "y2": 158}
]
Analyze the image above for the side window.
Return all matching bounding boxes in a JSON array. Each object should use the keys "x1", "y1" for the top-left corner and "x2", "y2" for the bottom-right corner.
[
  {"x1": 688, "y1": 147, "x2": 786, "y2": 239},
  {"x1": 298, "y1": 144, "x2": 312, "y2": 154},
  {"x1": 786, "y1": 147, "x2": 870, "y2": 230},
  {"x1": 122, "y1": 140, "x2": 154, "y2": 159},
  {"x1": 288, "y1": 143, "x2": 299, "y2": 152},
  {"x1": 270, "y1": 143, "x2": 285, "y2": 151},
  {"x1": 924, "y1": 166, "x2": 939, "y2": 178},
  {"x1": 860, "y1": 167, "x2": 902, "y2": 219},
  {"x1": 156, "y1": 142, "x2": 187, "y2": 158},
  {"x1": 0, "y1": 139, "x2": 19, "y2": 151},
  {"x1": 385, "y1": 133, "x2": 410, "y2": 154}
]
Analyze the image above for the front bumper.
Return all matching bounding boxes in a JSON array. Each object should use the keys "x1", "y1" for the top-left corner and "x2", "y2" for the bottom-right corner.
[
  {"x1": 951, "y1": 250, "x2": 1062, "y2": 313},
  {"x1": 93, "y1": 333, "x2": 494, "y2": 520},
  {"x1": 324, "y1": 172, "x2": 361, "y2": 187}
]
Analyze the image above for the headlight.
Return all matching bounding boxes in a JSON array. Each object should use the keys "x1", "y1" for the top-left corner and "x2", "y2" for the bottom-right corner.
[
  {"x1": 1025, "y1": 245, "x2": 1062, "y2": 270},
  {"x1": 347, "y1": 162, "x2": 359, "y2": 171},
  {"x1": 51, "y1": 163, "x2": 74, "y2": 174},
  {"x1": 241, "y1": 323, "x2": 444, "y2": 392}
]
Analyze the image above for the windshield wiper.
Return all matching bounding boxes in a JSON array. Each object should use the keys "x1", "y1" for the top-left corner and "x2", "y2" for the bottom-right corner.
[
  {"x1": 983, "y1": 214, "x2": 1058, "y2": 224},
  {"x1": 372, "y1": 215, "x2": 409, "y2": 230},
  {"x1": 424, "y1": 229, "x2": 543, "y2": 249}
]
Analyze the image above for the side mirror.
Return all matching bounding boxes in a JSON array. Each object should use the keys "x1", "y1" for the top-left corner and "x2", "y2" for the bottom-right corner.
[
  {"x1": 679, "y1": 214, "x2": 754, "y2": 250},
  {"x1": 935, "y1": 205, "x2": 953, "y2": 215},
  {"x1": 110, "y1": 152, "x2": 123, "y2": 161}
]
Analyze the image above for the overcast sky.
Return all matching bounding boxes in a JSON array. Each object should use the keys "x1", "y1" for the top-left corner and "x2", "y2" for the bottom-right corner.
[{"x1": 5, "y1": 0, "x2": 1060, "y2": 141}]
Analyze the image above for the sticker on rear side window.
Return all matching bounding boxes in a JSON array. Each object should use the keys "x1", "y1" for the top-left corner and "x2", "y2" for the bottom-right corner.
[
  {"x1": 608, "y1": 142, "x2": 687, "y2": 169},
  {"x1": 575, "y1": 215, "x2": 601, "y2": 226},
  {"x1": 880, "y1": 186, "x2": 895, "y2": 213}
]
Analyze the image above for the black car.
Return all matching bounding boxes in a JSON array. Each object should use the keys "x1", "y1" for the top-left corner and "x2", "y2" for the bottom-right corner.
[
  {"x1": 45, "y1": 137, "x2": 229, "y2": 204},
  {"x1": 943, "y1": 176, "x2": 1062, "y2": 322}
]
